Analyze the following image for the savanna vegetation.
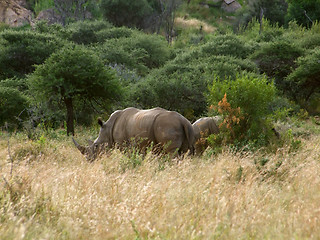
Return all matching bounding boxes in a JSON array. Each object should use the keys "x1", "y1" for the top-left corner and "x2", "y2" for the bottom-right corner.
[{"x1": 1, "y1": 0, "x2": 320, "y2": 239}]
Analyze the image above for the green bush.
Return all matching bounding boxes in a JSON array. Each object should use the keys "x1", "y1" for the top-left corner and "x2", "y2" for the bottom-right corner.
[
  {"x1": 132, "y1": 63, "x2": 207, "y2": 119},
  {"x1": 296, "y1": 33, "x2": 320, "y2": 50},
  {"x1": 172, "y1": 44, "x2": 258, "y2": 80},
  {"x1": 100, "y1": 0, "x2": 154, "y2": 29},
  {"x1": 34, "y1": 0, "x2": 54, "y2": 15},
  {"x1": 235, "y1": 0, "x2": 288, "y2": 29},
  {"x1": 66, "y1": 20, "x2": 113, "y2": 45},
  {"x1": 96, "y1": 27, "x2": 133, "y2": 42},
  {"x1": 127, "y1": 44, "x2": 258, "y2": 119},
  {"x1": 251, "y1": 40, "x2": 304, "y2": 95},
  {"x1": 200, "y1": 34, "x2": 254, "y2": 59},
  {"x1": 285, "y1": 0, "x2": 320, "y2": 28},
  {"x1": 208, "y1": 73, "x2": 277, "y2": 146},
  {"x1": 0, "y1": 86, "x2": 29, "y2": 127},
  {"x1": 285, "y1": 48, "x2": 320, "y2": 105},
  {"x1": 96, "y1": 31, "x2": 171, "y2": 75},
  {"x1": 203, "y1": 56, "x2": 258, "y2": 80},
  {"x1": 0, "y1": 30, "x2": 66, "y2": 80}
]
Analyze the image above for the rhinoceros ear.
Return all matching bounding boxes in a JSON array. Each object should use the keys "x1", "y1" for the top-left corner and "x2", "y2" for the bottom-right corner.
[{"x1": 98, "y1": 118, "x2": 104, "y2": 127}]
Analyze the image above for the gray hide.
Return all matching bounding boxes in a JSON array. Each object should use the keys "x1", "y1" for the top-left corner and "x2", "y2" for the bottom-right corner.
[
  {"x1": 192, "y1": 117, "x2": 220, "y2": 154},
  {"x1": 74, "y1": 107, "x2": 195, "y2": 159}
]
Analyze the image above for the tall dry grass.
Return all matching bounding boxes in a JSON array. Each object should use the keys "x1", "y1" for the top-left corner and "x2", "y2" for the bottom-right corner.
[
  {"x1": 0, "y1": 133, "x2": 319, "y2": 239},
  {"x1": 175, "y1": 17, "x2": 216, "y2": 33}
]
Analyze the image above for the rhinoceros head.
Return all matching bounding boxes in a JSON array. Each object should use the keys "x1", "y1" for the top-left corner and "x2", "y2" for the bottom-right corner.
[
  {"x1": 72, "y1": 118, "x2": 112, "y2": 161},
  {"x1": 72, "y1": 137, "x2": 98, "y2": 161}
]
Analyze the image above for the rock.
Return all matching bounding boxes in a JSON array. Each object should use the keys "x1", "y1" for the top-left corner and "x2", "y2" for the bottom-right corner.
[
  {"x1": 36, "y1": 9, "x2": 63, "y2": 25},
  {"x1": 221, "y1": 0, "x2": 242, "y2": 13},
  {"x1": 0, "y1": 0, "x2": 32, "y2": 27}
]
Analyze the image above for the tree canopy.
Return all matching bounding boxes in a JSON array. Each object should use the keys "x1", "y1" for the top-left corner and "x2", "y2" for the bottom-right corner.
[{"x1": 28, "y1": 44, "x2": 122, "y2": 135}]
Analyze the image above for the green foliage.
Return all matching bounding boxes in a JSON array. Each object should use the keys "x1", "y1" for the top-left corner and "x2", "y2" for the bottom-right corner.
[
  {"x1": 208, "y1": 73, "x2": 277, "y2": 145},
  {"x1": 0, "y1": 23, "x2": 9, "y2": 32},
  {"x1": 34, "y1": 0, "x2": 54, "y2": 15},
  {"x1": 203, "y1": 55, "x2": 258, "y2": 80},
  {"x1": 302, "y1": 33, "x2": 320, "y2": 48},
  {"x1": 96, "y1": 30, "x2": 171, "y2": 75},
  {"x1": 96, "y1": 27, "x2": 133, "y2": 42},
  {"x1": 132, "y1": 63, "x2": 207, "y2": 118},
  {"x1": 128, "y1": 33, "x2": 258, "y2": 119},
  {"x1": 239, "y1": 18, "x2": 285, "y2": 43},
  {"x1": 0, "y1": 86, "x2": 29, "y2": 127},
  {"x1": 33, "y1": 20, "x2": 67, "y2": 37},
  {"x1": 234, "y1": 0, "x2": 287, "y2": 33},
  {"x1": 200, "y1": 34, "x2": 254, "y2": 59},
  {"x1": 286, "y1": 0, "x2": 320, "y2": 28},
  {"x1": 0, "y1": 30, "x2": 66, "y2": 80},
  {"x1": 28, "y1": 44, "x2": 122, "y2": 134},
  {"x1": 251, "y1": 40, "x2": 304, "y2": 95},
  {"x1": 65, "y1": 20, "x2": 113, "y2": 45},
  {"x1": 100, "y1": 0, "x2": 154, "y2": 29},
  {"x1": 285, "y1": 48, "x2": 320, "y2": 103},
  {"x1": 0, "y1": 77, "x2": 28, "y2": 92},
  {"x1": 29, "y1": 44, "x2": 120, "y2": 101}
]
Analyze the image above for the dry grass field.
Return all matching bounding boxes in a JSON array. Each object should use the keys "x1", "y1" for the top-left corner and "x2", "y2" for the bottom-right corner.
[{"x1": 0, "y1": 124, "x2": 320, "y2": 239}]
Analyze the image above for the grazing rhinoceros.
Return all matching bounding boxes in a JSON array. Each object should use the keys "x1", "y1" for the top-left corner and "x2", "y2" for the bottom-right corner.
[
  {"x1": 192, "y1": 117, "x2": 220, "y2": 154},
  {"x1": 73, "y1": 107, "x2": 195, "y2": 160}
]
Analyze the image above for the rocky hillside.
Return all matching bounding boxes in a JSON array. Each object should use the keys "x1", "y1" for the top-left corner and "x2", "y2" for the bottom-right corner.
[
  {"x1": 0, "y1": 0, "x2": 243, "y2": 27},
  {"x1": 0, "y1": 0, "x2": 32, "y2": 27}
]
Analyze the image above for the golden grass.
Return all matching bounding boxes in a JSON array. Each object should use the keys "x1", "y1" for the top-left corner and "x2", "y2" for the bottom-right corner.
[
  {"x1": 0, "y1": 134, "x2": 320, "y2": 239},
  {"x1": 175, "y1": 17, "x2": 216, "y2": 33}
]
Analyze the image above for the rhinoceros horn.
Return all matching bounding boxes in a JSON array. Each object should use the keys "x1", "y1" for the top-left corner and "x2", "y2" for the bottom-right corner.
[{"x1": 72, "y1": 137, "x2": 88, "y2": 155}]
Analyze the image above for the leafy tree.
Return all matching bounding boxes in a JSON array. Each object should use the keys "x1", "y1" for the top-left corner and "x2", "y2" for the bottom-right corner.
[
  {"x1": 132, "y1": 63, "x2": 207, "y2": 119},
  {"x1": 235, "y1": 0, "x2": 288, "y2": 28},
  {"x1": 0, "y1": 85, "x2": 29, "y2": 128},
  {"x1": 286, "y1": 48, "x2": 320, "y2": 103},
  {"x1": 127, "y1": 33, "x2": 258, "y2": 119},
  {"x1": 53, "y1": 0, "x2": 99, "y2": 25},
  {"x1": 100, "y1": 0, "x2": 153, "y2": 29},
  {"x1": 65, "y1": 20, "x2": 113, "y2": 45},
  {"x1": 28, "y1": 44, "x2": 122, "y2": 135},
  {"x1": 200, "y1": 34, "x2": 254, "y2": 59},
  {"x1": 251, "y1": 40, "x2": 304, "y2": 96},
  {"x1": 286, "y1": 0, "x2": 320, "y2": 28},
  {"x1": 0, "y1": 29, "x2": 66, "y2": 80},
  {"x1": 96, "y1": 26, "x2": 133, "y2": 42},
  {"x1": 96, "y1": 30, "x2": 171, "y2": 75}
]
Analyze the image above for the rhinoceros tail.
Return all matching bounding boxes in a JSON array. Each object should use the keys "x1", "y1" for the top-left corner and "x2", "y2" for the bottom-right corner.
[{"x1": 182, "y1": 118, "x2": 195, "y2": 155}]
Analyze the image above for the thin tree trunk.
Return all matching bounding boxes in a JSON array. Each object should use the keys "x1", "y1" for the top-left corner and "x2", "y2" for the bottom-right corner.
[{"x1": 64, "y1": 97, "x2": 74, "y2": 136}]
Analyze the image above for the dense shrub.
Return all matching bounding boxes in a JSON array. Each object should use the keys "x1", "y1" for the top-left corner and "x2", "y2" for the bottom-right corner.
[
  {"x1": 66, "y1": 20, "x2": 113, "y2": 45},
  {"x1": 251, "y1": 40, "x2": 304, "y2": 95},
  {"x1": 131, "y1": 63, "x2": 207, "y2": 119},
  {"x1": 296, "y1": 33, "x2": 320, "y2": 50},
  {"x1": 96, "y1": 31, "x2": 171, "y2": 75},
  {"x1": 0, "y1": 86, "x2": 29, "y2": 127},
  {"x1": 208, "y1": 73, "x2": 277, "y2": 146},
  {"x1": 96, "y1": 27, "x2": 133, "y2": 42},
  {"x1": 285, "y1": 0, "x2": 320, "y2": 28},
  {"x1": 0, "y1": 30, "x2": 66, "y2": 80},
  {"x1": 202, "y1": 55, "x2": 258, "y2": 80},
  {"x1": 200, "y1": 34, "x2": 254, "y2": 59},
  {"x1": 100, "y1": 0, "x2": 154, "y2": 29},
  {"x1": 286, "y1": 48, "x2": 320, "y2": 104},
  {"x1": 238, "y1": 18, "x2": 285, "y2": 43}
]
